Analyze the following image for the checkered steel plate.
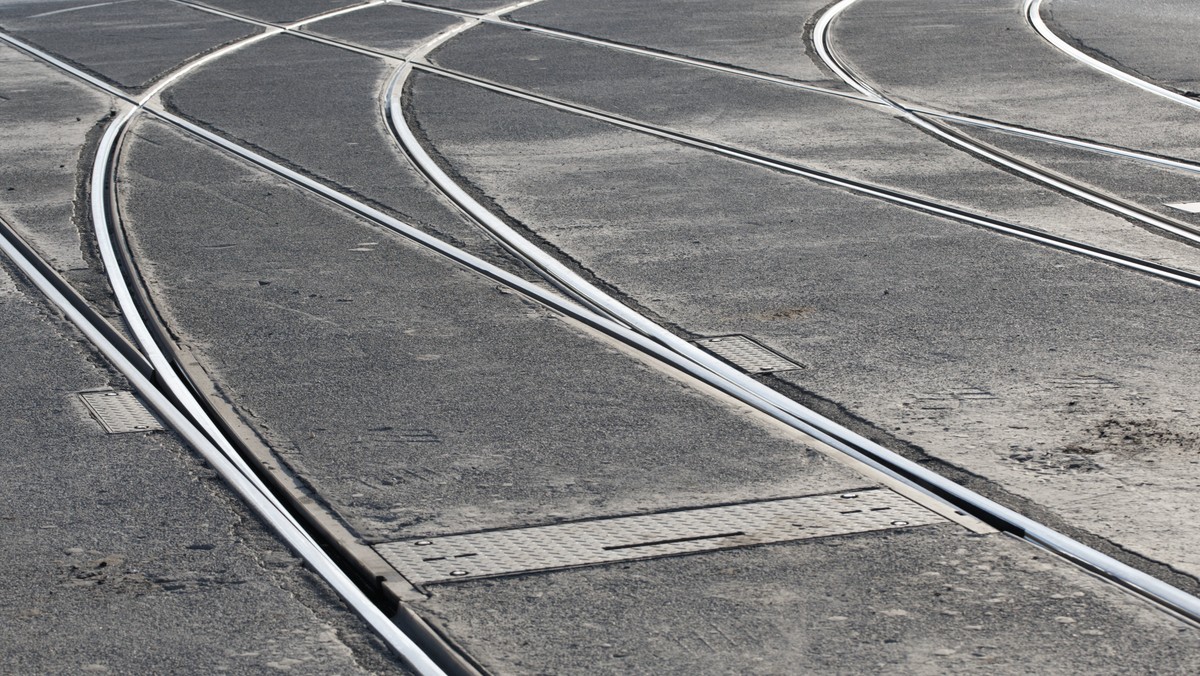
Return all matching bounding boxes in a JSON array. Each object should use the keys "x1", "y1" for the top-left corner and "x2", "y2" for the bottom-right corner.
[
  {"x1": 376, "y1": 488, "x2": 942, "y2": 585},
  {"x1": 79, "y1": 390, "x2": 162, "y2": 434},
  {"x1": 693, "y1": 335, "x2": 802, "y2": 373}
]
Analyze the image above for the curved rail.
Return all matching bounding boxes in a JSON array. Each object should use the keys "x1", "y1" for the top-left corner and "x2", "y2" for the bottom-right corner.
[
  {"x1": 1024, "y1": 0, "x2": 1200, "y2": 112},
  {"x1": 386, "y1": 4, "x2": 1200, "y2": 623},
  {"x1": 383, "y1": 0, "x2": 870, "y2": 101},
  {"x1": 812, "y1": 0, "x2": 1200, "y2": 247},
  {"x1": 913, "y1": 107, "x2": 1200, "y2": 176},
  {"x1": 171, "y1": 0, "x2": 1200, "y2": 288},
  {"x1": 0, "y1": 14, "x2": 445, "y2": 676},
  {"x1": 9, "y1": 0, "x2": 1200, "y2": 631}
]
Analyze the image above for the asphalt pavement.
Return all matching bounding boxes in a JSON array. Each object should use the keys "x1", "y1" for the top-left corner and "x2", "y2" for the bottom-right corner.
[{"x1": 3, "y1": 0, "x2": 1200, "y2": 673}]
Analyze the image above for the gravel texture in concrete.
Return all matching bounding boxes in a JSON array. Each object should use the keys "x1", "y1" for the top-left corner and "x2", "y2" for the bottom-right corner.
[
  {"x1": 424, "y1": 24, "x2": 1200, "y2": 274},
  {"x1": 117, "y1": 117, "x2": 874, "y2": 543},
  {"x1": 0, "y1": 0, "x2": 261, "y2": 90},
  {"x1": 0, "y1": 257, "x2": 404, "y2": 674},
  {"x1": 414, "y1": 525, "x2": 1200, "y2": 674},
  {"x1": 509, "y1": 0, "x2": 844, "y2": 85},
  {"x1": 407, "y1": 73, "x2": 1200, "y2": 581}
]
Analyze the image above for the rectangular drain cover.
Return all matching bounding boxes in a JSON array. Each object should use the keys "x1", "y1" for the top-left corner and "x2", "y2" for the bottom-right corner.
[
  {"x1": 376, "y1": 488, "x2": 942, "y2": 584},
  {"x1": 693, "y1": 335, "x2": 802, "y2": 373},
  {"x1": 79, "y1": 390, "x2": 162, "y2": 434}
]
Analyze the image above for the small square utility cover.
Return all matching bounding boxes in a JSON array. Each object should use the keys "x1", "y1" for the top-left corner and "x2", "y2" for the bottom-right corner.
[
  {"x1": 694, "y1": 335, "x2": 803, "y2": 373},
  {"x1": 79, "y1": 390, "x2": 163, "y2": 434}
]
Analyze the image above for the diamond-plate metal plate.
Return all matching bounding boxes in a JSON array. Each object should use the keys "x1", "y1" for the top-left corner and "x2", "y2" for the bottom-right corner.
[
  {"x1": 693, "y1": 335, "x2": 802, "y2": 373},
  {"x1": 376, "y1": 489, "x2": 941, "y2": 584},
  {"x1": 79, "y1": 390, "x2": 162, "y2": 434}
]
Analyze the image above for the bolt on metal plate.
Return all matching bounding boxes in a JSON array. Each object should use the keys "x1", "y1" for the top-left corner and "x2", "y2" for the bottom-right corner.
[
  {"x1": 79, "y1": 390, "x2": 162, "y2": 434},
  {"x1": 376, "y1": 488, "x2": 942, "y2": 585},
  {"x1": 693, "y1": 335, "x2": 803, "y2": 373}
]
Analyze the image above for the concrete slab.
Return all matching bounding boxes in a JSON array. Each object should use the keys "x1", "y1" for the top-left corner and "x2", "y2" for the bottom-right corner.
[
  {"x1": 423, "y1": 24, "x2": 1200, "y2": 275},
  {"x1": 117, "y1": 116, "x2": 875, "y2": 543},
  {"x1": 0, "y1": 255, "x2": 404, "y2": 673},
  {"x1": 833, "y1": 0, "x2": 1200, "y2": 163},
  {"x1": 406, "y1": 74, "x2": 1200, "y2": 583},
  {"x1": 0, "y1": 0, "x2": 260, "y2": 90},
  {"x1": 413, "y1": 525, "x2": 1200, "y2": 674},
  {"x1": 1045, "y1": 0, "x2": 1200, "y2": 96},
  {"x1": 160, "y1": 33, "x2": 502, "y2": 258},
  {"x1": 508, "y1": 0, "x2": 844, "y2": 85},
  {"x1": 302, "y1": 2, "x2": 462, "y2": 56}
]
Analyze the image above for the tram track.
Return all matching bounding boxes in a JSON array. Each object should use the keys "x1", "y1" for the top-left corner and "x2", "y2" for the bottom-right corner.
[
  {"x1": 152, "y1": 0, "x2": 1200, "y2": 279},
  {"x1": 381, "y1": 6, "x2": 1200, "y2": 624},
  {"x1": 379, "y1": 0, "x2": 1200, "y2": 178},
  {"x1": 813, "y1": 0, "x2": 1200, "y2": 247},
  {"x1": 1024, "y1": 0, "x2": 1200, "y2": 113},
  {"x1": 161, "y1": 0, "x2": 1200, "y2": 284},
  {"x1": 0, "y1": 9, "x2": 452, "y2": 674},
  {"x1": 5, "y1": 0, "x2": 1200, "y2": 655}
]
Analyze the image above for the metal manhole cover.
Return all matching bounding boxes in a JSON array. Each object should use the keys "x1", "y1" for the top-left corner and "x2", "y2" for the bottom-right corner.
[
  {"x1": 79, "y1": 390, "x2": 162, "y2": 434},
  {"x1": 693, "y1": 334, "x2": 803, "y2": 373},
  {"x1": 376, "y1": 488, "x2": 942, "y2": 585}
]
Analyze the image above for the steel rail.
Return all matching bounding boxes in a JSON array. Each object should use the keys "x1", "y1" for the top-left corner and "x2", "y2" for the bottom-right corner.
[
  {"x1": 168, "y1": 0, "x2": 1200, "y2": 247},
  {"x1": 3, "y1": 0, "x2": 977, "y2": 533},
  {"x1": 0, "y1": 214, "x2": 444, "y2": 676},
  {"x1": 184, "y1": 0, "x2": 1200, "y2": 180},
  {"x1": 1024, "y1": 0, "x2": 1200, "y2": 112},
  {"x1": 9, "y1": 1, "x2": 1200, "y2": 626},
  {"x1": 0, "y1": 16, "x2": 446, "y2": 675},
  {"x1": 392, "y1": 0, "x2": 1200, "y2": 177},
  {"x1": 385, "y1": 8, "x2": 1200, "y2": 623},
  {"x1": 409, "y1": 62, "x2": 1200, "y2": 290},
  {"x1": 382, "y1": 0, "x2": 872, "y2": 102},
  {"x1": 812, "y1": 0, "x2": 1200, "y2": 247},
  {"x1": 913, "y1": 107, "x2": 1200, "y2": 176}
]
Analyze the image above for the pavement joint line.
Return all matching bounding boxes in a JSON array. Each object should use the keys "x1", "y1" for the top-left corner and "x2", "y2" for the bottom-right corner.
[
  {"x1": 1025, "y1": 0, "x2": 1200, "y2": 112},
  {"x1": 815, "y1": 0, "x2": 1200, "y2": 248},
  {"x1": 408, "y1": 61, "x2": 1200, "y2": 291},
  {"x1": 384, "y1": 8, "x2": 1200, "y2": 624},
  {"x1": 384, "y1": 0, "x2": 875, "y2": 103},
  {"x1": 9, "y1": 0, "x2": 1200, "y2": 631}
]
